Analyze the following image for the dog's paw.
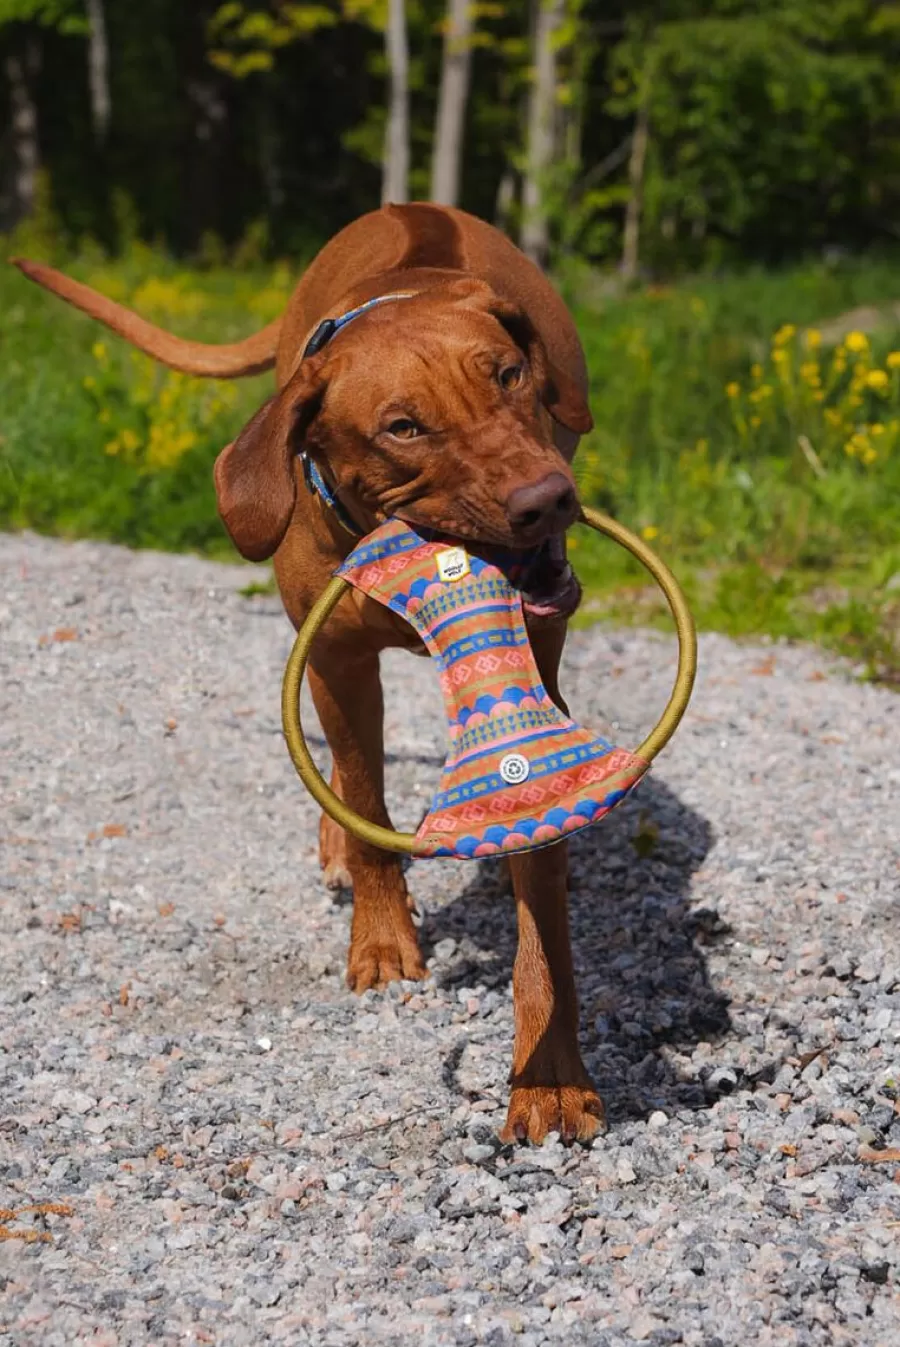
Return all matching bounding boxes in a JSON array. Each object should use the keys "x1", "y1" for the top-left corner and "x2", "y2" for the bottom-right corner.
[
  {"x1": 346, "y1": 929, "x2": 426, "y2": 992},
  {"x1": 500, "y1": 1085, "x2": 606, "y2": 1145}
]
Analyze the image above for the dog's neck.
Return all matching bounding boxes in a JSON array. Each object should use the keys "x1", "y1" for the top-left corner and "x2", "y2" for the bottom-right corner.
[{"x1": 299, "y1": 289, "x2": 420, "y2": 538}]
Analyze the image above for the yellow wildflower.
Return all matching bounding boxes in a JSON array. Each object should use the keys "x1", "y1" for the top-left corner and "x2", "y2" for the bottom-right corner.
[
  {"x1": 751, "y1": 363, "x2": 763, "y2": 381},
  {"x1": 750, "y1": 415, "x2": 761, "y2": 428},
  {"x1": 132, "y1": 277, "x2": 204, "y2": 319},
  {"x1": 725, "y1": 382, "x2": 740, "y2": 399},
  {"x1": 82, "y1": 375, "x2": 96, "y2": 391},
  {"x1": 773, "y1": 324, "x2": 796, "y2": 346},
  {"x1": 92, "y1": 341, "x2": 107, "y2": 363},
  {"x1": 749, "y1": 385, "x2": 772, "y2": 403},
  {"x1": 865, "y1": 369, "x2": 890, "y2": 393},
  {"x1": 845, "y1": 431, "x2": 872, "y2": 459},
  {"x1": 146, "y1": 424, "x2": 198, "y2": 469},
  {"x1": 800, "y1": 362, "x2": 821, "y2": 386},
  {"x1": 844, "y1": 331, "x2": 868, "y2": 353},
  {"x1": 805, "y1": 329, "x2": 822, "y2": 350},
  {"x1": 870, "y1": 423, "x2": 885, "y2": 436},
  {"x1": 641, "y1": 525, "x2": 659, "y2": 541},
  {"x1": 886, "y1": 351, "x2": 900, "y2": 369},
  {"x1": 772, "y1": 348, "x2": 789, "y2": 365}
]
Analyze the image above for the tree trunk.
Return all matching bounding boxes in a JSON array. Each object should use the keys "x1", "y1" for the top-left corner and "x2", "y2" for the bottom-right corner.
[
  {"x1": 85, "y1": 0, "x2": 111, "y2": 143},
  {"x1": 430, "y1": 0, "x2": 472, "y2": 206},
  {"x1": 4, "y1": 35, "x2": 41, "y2": 228},
  {"x1": 258, "y1": 99, "x2": 285, "y2": 217},
  {"x1": 494, "y1": 165, "x2": 516, "y2": 234},
  {"x1": 621, "y1": 79, "x2": 651, "y2": 283},
  {"x1": 187, "y1": 76, "x2": 228, "y2": 249},
  {"x1": 562, "y1": 32, "x2": 587, "y2": 182},
  {"x1": 382, "y1": 0, "x2": 410, "y2": 205},
  {"x1": 521, "y1": 0, "x2": 566, "y2": 269}
]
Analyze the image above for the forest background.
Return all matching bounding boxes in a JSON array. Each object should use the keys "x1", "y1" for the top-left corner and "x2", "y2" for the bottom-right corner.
[{"x1": 2, "y1": 0, "x2": 899, "y2": 679}]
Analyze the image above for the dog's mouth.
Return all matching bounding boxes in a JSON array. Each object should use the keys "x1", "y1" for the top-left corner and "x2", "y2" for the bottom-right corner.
[
  {"x1": 519, "y1": 534, "x2": 582, "y2": 621},
  {"x1": 392, "y1": 508, "x2": 581, "y2": 620}
]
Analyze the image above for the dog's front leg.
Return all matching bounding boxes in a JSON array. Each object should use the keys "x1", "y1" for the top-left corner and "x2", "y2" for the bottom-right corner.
[
  {"x1": 500, "y1": 620, "x2": 605, "y2": 1144},
  {"x1": 307, "y1": 645, "x2": 426, "y2": 991},
  {"x1": 501, "y1": 844, "x2": 605, "y2": 1143}
]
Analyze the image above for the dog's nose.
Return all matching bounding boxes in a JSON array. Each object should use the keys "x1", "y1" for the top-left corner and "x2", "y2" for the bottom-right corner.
[{"x1": 505, "y1": 472, "x2": 578, "y2": 536}]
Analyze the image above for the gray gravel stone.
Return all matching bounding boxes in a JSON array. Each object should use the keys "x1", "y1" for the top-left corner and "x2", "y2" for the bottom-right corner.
[{"x1": 1, "y1": 531, "x2": 898, "y2": 1346}]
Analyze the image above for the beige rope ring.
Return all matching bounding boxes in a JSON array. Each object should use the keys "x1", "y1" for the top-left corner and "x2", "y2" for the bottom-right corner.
[{"x1": 281, "y1": 506, "x2": 698, "y2": 856}]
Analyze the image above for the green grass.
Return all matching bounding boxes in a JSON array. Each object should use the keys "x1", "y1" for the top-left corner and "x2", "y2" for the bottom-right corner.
[{"x1": 2, "y1": 240, "x2": 898, "y2": 681}]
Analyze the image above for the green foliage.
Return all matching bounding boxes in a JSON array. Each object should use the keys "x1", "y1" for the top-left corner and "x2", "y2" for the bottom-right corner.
[
  {"x1": 559, "y1": 252, "x2": 900, "y2": 679},
  {"x1": 4, "y1": 0, "x2": 900, "y2": 267},
  {"x1": 0, "y1": 244, "x2": 277, "y2": 556},
  {"x1": 5, "y1": 170, "x2": 64, "y2": 260},
  {"x1": 588, "y1": 0, "x2": 900, "y2": 271},
  {"x1": 208, "y1": 1, "x2": 338, "y2": 77},
  {"x1": 0, "y1": 0, "x2": 84, "y2": 31},
  {"x1": 2, "y1": 242, "x2": 898, "y2": 677}
]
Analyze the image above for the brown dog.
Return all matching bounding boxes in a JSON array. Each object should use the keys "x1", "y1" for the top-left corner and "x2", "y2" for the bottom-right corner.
[{"x1": 14, "y1": 203, "x2": 606, "y2": 1143}]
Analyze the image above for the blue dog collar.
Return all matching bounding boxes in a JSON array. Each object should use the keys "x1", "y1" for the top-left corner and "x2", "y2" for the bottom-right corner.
[
  {"x1": 301, "y1": 291, "x2": 416, "y2": 359},
  {"x1": 300, "y1": 453, "x2": 363, "y2": 537},
  {"x1": 300, "y1": 291, "x2": 416, "y2": 533}
]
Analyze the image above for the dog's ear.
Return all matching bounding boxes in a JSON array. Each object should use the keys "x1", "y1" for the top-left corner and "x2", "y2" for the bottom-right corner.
[
  {"x1": 213, "y1": 362, "x2": 325, "y2": 561},
  {"x1": 488, "y1": 299, "x2": 593, "y2": 436}
]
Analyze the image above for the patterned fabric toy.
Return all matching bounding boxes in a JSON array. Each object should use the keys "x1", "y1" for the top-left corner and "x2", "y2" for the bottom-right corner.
[{"x1": 338, "y1": 518, "x2": 649, "y2": 859}]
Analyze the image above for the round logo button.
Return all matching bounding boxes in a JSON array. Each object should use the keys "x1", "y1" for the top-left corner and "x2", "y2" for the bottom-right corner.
[{"x1": 499, "y1": 753, "x2": 530, "y2": 785}]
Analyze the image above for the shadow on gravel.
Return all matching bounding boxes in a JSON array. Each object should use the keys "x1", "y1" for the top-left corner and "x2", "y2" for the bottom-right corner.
[{"x1": 422, "y1": 778, "x2": 732, "y2": 1124}]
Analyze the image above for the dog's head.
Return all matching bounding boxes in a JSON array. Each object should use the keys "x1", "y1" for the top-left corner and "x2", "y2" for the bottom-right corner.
[{"x1": 214, "y1": 279, "x2": 592, "y2": 576}]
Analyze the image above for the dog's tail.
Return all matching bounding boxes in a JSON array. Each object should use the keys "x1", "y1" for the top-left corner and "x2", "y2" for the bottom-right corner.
[{"x1": 11, "y1": 257, "x2": 281, "y2": 378}]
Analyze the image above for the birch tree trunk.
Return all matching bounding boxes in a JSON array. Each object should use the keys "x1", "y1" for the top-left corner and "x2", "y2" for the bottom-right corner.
[
  {"x1": 85, "y1": 0, "x2": 111, "y2": 143},
  {"x1": 430, "y1": 0, "x2": 472, "y2": 206},
  {"x1": 621, "y1": 77, "x2": 651, "y2": 283},
  {"x1": 382, "y1": 0, "x2": 410, "y2": 205},
  {"x1": 494, "y1": 165, "x2": 516, "y2": 233},
  {"x1": 5, "y1": 35, "x2": 41, "y2": 227},
  {"x1": 521, "y1": 0, "x2": 565, "y2": 269}
]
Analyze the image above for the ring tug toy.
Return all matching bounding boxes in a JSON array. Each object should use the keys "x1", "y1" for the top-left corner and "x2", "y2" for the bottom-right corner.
[{"x1": 282, "y1": 507, "x2": 696, "y2": 859}]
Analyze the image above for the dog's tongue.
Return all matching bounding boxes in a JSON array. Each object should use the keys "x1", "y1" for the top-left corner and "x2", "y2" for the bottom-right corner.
[{"x1": 521, "y1": 535, "x2": 582, "y2": 620}]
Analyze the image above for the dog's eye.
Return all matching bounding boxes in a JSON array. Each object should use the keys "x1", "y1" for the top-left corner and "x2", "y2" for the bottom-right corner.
[
  {"x1": 499, "y1": 364, "x2": 525, "y2": 391},
  {"x1": 387, "y1": 418, "x2": 420, "y2": 440}
]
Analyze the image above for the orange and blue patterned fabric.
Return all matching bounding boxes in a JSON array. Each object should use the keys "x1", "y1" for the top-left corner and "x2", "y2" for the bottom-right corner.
[{"x1": 338, "y1": 518, "x2": 649, "y2": 859}]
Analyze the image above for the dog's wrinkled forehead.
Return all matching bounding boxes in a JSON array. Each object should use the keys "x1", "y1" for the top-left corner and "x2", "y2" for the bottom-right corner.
[{"x1": 315, "y1": 299, "x2": 528, "y2": 420}]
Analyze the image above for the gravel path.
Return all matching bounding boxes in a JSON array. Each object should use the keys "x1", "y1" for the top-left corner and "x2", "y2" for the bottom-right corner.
[{"x1": 1, "y1": 531, "x2": 899, "y2": 1347}]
